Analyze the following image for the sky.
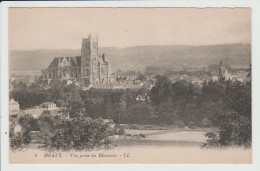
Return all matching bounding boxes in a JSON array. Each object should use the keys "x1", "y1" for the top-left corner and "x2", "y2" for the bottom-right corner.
[{"x1": 9, "y1": 8, "x2": 251, "y2": 50}]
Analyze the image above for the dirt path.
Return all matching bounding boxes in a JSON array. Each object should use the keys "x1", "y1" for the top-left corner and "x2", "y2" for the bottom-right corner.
[{"x1": 115, "y1": 129, "x2": 208, "y2": 147}]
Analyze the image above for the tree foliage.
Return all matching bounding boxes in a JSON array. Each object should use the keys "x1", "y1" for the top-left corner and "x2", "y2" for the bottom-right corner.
[
  {"x1": 38, "y1": 115, "x2": 112, "y2": 150},
  {"x1": 10, "y1": 73, "x2": 251, "y2": 148},
  {"x1": 9, "y1": 131, "x2": 31, "y2": 150}
]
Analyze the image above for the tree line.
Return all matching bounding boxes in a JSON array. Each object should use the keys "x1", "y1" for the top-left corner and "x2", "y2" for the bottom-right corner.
[{"x1": 10, "y1": 73, "x2": 251, "y2": 147}]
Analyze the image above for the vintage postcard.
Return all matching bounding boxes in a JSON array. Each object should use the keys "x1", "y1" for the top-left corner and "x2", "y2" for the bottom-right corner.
[{"x1": 4, "y1": 6, "x2": 252, "y2": 165}]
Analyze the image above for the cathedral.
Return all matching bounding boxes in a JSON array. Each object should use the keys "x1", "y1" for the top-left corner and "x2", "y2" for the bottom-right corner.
[{"x1": 41, "y1": 34, "x2": 113, "y2": 88}]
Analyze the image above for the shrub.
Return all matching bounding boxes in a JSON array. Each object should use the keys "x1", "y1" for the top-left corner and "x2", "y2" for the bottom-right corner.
[
  {"x1": 9, "y1": 116, "x2": 36, "y2": 150},
  {"x1": 18, "y1": 114, "x2": 40, "y2": 131},
  {"x1": 118, "y1": 127, "x2": 125, "y2": 136},
  {"x1": 38, "y1": 115, "x2": 113, "y2": 151},
  {"x1": 114, "y1": 125, "x2": 125, "y2": 135},
  {"x1": 9, "y1": 131, "x2": 31, "y2": 150},
  {"x1": 202, "y1": 132, "x2": 220, "y2": 148},
  {"x1": 218, "y1": 111, "x2": 251, "y2": 147},
  {"x1": 203, "y1": 111, "x2": 251, "y2": 148}
]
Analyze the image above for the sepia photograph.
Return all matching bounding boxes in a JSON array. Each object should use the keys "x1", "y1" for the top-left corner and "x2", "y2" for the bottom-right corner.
[{"x1": 6, "y1": 7, "x2": 252, "y2": 164}]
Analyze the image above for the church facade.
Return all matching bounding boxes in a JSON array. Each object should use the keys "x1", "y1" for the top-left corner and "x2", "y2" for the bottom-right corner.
[{"x1": 41, "y1": 34, "x2": 112, "y2": 88}]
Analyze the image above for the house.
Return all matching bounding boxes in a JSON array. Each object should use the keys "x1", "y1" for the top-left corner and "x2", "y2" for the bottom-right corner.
[
  {"x1": 23, "y1": 108, "x2": 45, "y2": 119},
  {"x1": 40, "y1": 102, "x2": 57, "y2": 110},
  {"x1": 9, "y1": 111, "x2": 26, "y2": 123},
  {"x1": 136, "y1": 93, "x2": 150, "y2": 102},
  {"x1": 22, "y1": 102, "x2": 59, "y2": 119},
  {"x1": 102, "y1": 119, "x2": 116, "y2": 129},
  {"x1": 9, "y1": 99, "x2": 26, "y2": 122},
  {"x1": 14, "y1": 124, "x2": 23, "y2": 135},
  {"x1": 9, "y1": 98, "x2": 20, "y2": 112},
  {"x1": 143, "y1": 80, "x2": 155, "y2": 90}
]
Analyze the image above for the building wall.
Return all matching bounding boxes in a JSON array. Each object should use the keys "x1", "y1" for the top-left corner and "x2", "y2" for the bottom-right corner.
[{"x1": 9, "y1": 99, "x2": 20, "y2": 111}]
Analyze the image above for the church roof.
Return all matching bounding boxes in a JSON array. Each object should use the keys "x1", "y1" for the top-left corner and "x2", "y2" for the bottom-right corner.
[
  {"x1": 75, "y1": 56, "x2": 81, "y2": 66},
  {"x1": 48, "y1": 56, "x2": 82, "y2": 68},
  {"x1": 49, "y1": 58, "x2": 59, "y2": 68},
  {"x1": 49, "y1": 79, "x2": 61, "y2": 87}
]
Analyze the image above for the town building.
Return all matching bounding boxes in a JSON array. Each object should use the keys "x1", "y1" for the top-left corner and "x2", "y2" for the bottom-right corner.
[
  {"x1": 218, "y1": 59, "x2": 231, "y2": 81},
  {"x1": 136, "y1": 93, "x2": 150, "y2": 102},
  {"x1": 218, "y1": 59, "x2": 248, "y2": 82},
  {"x1": 40, "y1": 102, "x2": 57, "y2": 109},
  {"x1": 22, "y1": 102, "x2": 59, "y2": 119},
  {"x1": 9, "y1": 99, "x2": 26, "y2": 122},
  {"x1": 41, "y1": 34, "x2": 113, "y2": 88},
  {"x1": 9, "y1": 98, "x2": 20, "y2": 112}
]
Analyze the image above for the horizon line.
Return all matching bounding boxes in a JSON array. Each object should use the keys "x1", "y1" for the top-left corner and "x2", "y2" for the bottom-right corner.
[{"x1": 9, "y1": 42, "x2": 251, "y2": 51}]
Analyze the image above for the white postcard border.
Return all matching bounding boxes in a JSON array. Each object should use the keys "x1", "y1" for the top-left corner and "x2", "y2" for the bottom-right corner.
[{"x1": 1, "y1": 0, "x2": 260, "y2": 171}]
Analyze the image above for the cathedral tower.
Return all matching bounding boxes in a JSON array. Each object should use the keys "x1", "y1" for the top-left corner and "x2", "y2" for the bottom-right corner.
[
  {"x1": 81, "y1": 34, "x2": 98, "y2": 87},
  {"x1": 42, "y1": 33, "x2": 112, "y2": 89}
]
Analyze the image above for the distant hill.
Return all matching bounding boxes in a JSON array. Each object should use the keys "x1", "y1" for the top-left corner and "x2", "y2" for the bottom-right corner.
[{"x1": 9, "y1": 44, "x2": 251, "y2": 72}]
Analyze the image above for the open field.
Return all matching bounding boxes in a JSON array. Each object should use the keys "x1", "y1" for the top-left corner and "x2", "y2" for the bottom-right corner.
[
  {"x1": 9, "y1": 128, "x2": 251, "y2": 164},
  {"x1": 114, "y1": 129, "x2": 208, "y2": 148}
]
